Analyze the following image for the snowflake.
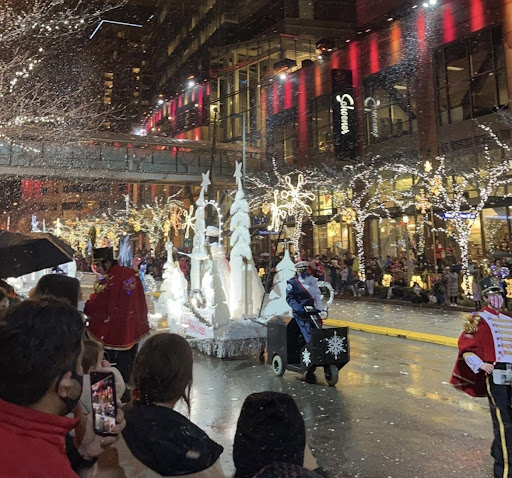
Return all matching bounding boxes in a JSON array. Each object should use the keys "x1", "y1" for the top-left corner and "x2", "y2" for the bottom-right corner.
[
  {"x1": 302, "y1": 349, "x2": 312, "y2": 367},
  {"x1": 325, "y1": 331, "x2": 346, "y2": 360}
]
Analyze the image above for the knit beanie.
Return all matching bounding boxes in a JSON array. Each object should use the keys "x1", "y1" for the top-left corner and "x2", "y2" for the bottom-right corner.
[{"x1": 233, "y1": 392, "x2": 306, "y2": 478}]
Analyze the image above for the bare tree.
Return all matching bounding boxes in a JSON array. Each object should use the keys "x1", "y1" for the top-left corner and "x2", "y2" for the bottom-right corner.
[{"x1": 0, "y1": 0, "x2": 124, "y2": 144}]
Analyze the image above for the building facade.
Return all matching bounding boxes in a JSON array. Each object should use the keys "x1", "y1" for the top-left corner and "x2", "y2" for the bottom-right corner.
[{"x1": 144, "y1": 0, "x2": 512, "y2": 265}]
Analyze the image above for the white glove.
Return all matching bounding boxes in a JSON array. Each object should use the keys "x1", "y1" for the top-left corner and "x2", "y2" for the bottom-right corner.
[{"x1": 320, "y1": 310, "x2": 328, "y2": 320}]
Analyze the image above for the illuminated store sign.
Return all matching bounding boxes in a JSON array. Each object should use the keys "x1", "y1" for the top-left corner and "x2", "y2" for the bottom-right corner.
[
  {"x1": 443, "y1": 212, "x2": 477, "y2": 220},
  {"x1": 364, "y1": 96, "x2": 380, "y2": 139},
  {"x1": 332, "y1": 70, "x2": 357, "y2": 161},
  {"x1": 336, "y1": 94, "x2": 355, "y2": 135}
]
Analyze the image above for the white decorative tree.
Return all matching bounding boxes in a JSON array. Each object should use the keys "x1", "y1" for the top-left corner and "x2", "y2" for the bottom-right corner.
[
  {"x1": 423, "y1": 152, "x2": 509, "y2": 292},
  {"x1": 190, "y1": 171, "x2": 210, "y2": 290},
  {"x1": 262, "y1": 247, "x2": 296, "y2": 320},
  {"x1": 315, "y1": 160, "x2": 390, "y2": 280},
  {"x1": 118, "y1": 234, "x2": 133, "y2": 268},
  {"x1": 157, "y1": 239, "x2": 188, "y2": 333},
  {"x1": 229, "y1": 162, "x2": 264, "y2": 318}
]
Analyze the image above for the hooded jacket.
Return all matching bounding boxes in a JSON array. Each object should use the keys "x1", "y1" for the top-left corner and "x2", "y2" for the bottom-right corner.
[{"x1": 91, "y1": 403, "x2": 224, "y2": 478}]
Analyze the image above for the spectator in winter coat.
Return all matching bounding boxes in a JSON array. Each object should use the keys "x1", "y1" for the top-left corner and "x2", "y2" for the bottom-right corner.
[
  {"x1": 0, "y1": 297, "x2": 125, "y2": 478},
  {"x1": 472, "y1": 274, "x2": 482, "y2": 310},
  {"x1": 328, "y1": 259, "x2": 339, "y2": 292},
  {"x1": 233, "y1": 392, "x2": 326, "y2": 478},
  {"x1": 444, "y1": 267, "x2": 459, "y2": 306},
  {"x1": 91, "y1": 333, "x2": 225, "y2": 478},
  {"x1": 365, "y1": 260, "x2": 376, "y2": 296}
]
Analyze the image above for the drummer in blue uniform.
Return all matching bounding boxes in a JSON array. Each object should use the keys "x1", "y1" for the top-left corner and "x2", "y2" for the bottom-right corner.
[{"x1": 286, "y1": 261, "x2": 325, "y2": 343}]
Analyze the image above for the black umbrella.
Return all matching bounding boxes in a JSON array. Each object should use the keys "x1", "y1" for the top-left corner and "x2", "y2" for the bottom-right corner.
[{"x1": 0, "y1": 231, "x2": 75, "y2": 278}]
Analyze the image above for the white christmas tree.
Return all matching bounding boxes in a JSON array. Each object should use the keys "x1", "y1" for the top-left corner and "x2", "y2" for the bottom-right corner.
[
  {"x1": 262, "y1": 247, "x2": 296, "y2": 320},
  {"x1": 207, "y1": 226, "x2": 231, "y2": 307},
  {"x1": 118, "y1": 234, "x2": 133, "y2": 268},
  {"x1": 229, "y1": 162, "x2": 264, "y2": 318},
  {"x1": 157, "y1": 239, "x2": 188, "y2": 333},
  {"x1": 190, "y1": 171, "x2": 210, "y2": 290}
]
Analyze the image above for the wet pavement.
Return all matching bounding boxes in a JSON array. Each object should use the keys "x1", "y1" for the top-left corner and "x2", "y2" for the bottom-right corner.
[
  {"x1": 328, "y1": 299, "x2": 467, "y2": 339},
  {"x1": 80, "y1": 272, "x2": 493, "y2": 476},
  {"x1": 186, "y1": 330, "x2": 493, "y2": 478}
]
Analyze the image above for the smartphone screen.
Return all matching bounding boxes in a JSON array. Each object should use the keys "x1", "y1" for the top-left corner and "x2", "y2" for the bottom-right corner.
[{"x1": 91, "y1": 371, "x2": 117, "y2": 436}]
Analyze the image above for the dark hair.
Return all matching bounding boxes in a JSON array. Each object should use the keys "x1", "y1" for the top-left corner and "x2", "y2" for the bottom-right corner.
[
  {"x1": 0, "y1": 279, "x2": 14, "y2": 294},
  {"x1": 82, "y1": 340, "x2": 103, "y2": 374},
  {"x1": 233, "y1": 392, "x2": 306, "y2": 478},
  {"x1": 33, "y1": 274, "x2": 81, "y2": 308},
  {"x1": 0, "y1": 287, "x2": 8, "y2": 302},
  {"x1": 0, "y1": 297, "x2": 85, "y2": 406},
  {"x1": 132, "y1": 333, "x2": 193, "y2": 410}
]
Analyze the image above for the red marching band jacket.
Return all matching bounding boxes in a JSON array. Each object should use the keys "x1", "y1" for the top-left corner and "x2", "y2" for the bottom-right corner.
[
  {"x1": 85, "y1": 264, "x2": 150, "y2": 350},
  {"x1": 450, "y1": 306, "x2": 512, "y2": 397}
]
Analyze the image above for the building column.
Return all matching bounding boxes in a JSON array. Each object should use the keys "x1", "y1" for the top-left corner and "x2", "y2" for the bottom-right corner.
[{"x1": 503, "y1": 0, "x2": 512, "y2": 110}]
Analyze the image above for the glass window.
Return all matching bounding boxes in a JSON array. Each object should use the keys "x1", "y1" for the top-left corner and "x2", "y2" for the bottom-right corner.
[
  {"x1": 435, "y1": 26, "x2": 507, "y2": 125},
  {"x1": 310, "y1": 96, "x2": 334, "y2": 155},
  {"x1": 363, "y1": 65, "x2": 417, "y2": 144},
  {"x1": 266, "y1": 108, "x2": 297, "y2": 164}
]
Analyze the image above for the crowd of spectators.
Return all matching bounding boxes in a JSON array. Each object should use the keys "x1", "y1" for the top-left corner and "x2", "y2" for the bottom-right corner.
[
  {"x1": 289, "y1": 249, "x2": 512, "y2": 309},
  {"x1": 0, "y1": 272, "x2": 334, "y2": 478}
]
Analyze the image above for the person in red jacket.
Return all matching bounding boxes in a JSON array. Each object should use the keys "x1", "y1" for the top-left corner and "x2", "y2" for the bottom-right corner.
[
  {"x1": 86, "y1": 248, "x2": 149, "y2": 385},
  {"x1": 450, "y1": 276, "x2": 512, "y2": 478},
  {"x1": 0, "y1": 297, "x2": 125, "y2": 477}
]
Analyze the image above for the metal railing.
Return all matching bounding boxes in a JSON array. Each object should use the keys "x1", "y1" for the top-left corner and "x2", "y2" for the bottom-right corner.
[{"x1": 0, "y1": 138, "x2": 263, "y2": 179}]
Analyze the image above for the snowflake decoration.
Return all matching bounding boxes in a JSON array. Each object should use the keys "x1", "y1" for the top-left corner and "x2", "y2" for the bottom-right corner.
[
  {"x1": 302, "y1": 349, "x2": 312, "y2": 368},
  {"x1": 182, "y1": 206, "x2": 196, "y2": 239},
  {"x1": 325, "y1": 331, "x2": 346, "y2": 360},
  {"x1": 280, "y1": 174, "x2": 315, "y2": 217}
]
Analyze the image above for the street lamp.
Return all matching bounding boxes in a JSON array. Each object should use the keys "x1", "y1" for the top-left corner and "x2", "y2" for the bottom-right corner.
[{"x1": 403, "y1": 215, "x2": 411, "y2": 286}]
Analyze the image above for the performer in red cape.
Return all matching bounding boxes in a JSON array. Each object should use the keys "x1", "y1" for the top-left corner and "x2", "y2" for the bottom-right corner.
[
  {"x1": 450, "y1": 276, "x2": 512, "y2": 478},
  {"x1": 85, "y1": 247, "x2": 149, "y2": 384}
]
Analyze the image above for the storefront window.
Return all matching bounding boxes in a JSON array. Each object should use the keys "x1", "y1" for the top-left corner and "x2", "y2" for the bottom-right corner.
[
  {"x1": 482, "y1": 207, "x2": 510, "y2": 255},
  {"x1": 435, "y1": 26, "x2": 507, "y2": 125},
  {"x1": 266, "y1": 108, "x2": 297, "y2": 164},
  {"x1": 310, "y1": 95, "x2": 334, "y2": 155},
  {"x1": 363, "y1": 65, "x2": 417, "y2": 145}
]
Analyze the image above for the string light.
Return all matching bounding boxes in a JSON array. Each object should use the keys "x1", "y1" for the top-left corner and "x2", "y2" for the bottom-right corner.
[{"x1": 247, "y1": 164, "x2": 317, "y2": 256}]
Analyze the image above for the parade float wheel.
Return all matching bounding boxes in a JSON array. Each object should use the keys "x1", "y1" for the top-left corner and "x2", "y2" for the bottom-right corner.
[
  {"x1": 272, "y1": 355, "x2": 285, "y2": 376},
  {"x1": 324, "y1": 365, "x2": 339, "y2": 386}
]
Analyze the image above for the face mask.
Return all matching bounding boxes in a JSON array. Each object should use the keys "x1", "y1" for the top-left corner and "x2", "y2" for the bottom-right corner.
[
  {"x1": 299, "y1": 271, "x2": 308, "y2": 279},
  {"x1": 488, "y1": 294, "x2": 504, "y2": 310},
  {"x1": 56, "y1": 371, "x2": 83, "y2": 415}
]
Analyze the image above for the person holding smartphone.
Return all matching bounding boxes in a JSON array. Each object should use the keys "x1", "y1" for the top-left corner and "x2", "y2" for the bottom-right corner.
[
  {"x1": 0, "y1": 297, "x2": 125, "y2": 478},
  {"x1": 91, "y1": 333, "x2": 225, "y2": 478},
  {"x1": 450, "y1": 276, "x2": 512, "y2": 478}
]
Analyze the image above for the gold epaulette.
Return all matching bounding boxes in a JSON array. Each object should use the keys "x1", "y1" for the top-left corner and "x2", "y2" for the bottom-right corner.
[
  {"x1": 463, "y1": 313, "x2": 480, "y2": 334},
  {"x1": 93, "y1": 281, "x2": 107, "y2": 294}
]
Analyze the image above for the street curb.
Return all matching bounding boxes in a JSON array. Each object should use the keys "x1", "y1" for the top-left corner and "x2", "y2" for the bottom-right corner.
[{"x1": 324, "y1": 318, "x2": 458, "y2": 348}]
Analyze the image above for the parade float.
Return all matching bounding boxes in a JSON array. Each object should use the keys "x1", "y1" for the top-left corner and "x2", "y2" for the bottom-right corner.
[{"x1": 153, "y1": 163, "x2": 266, "y2": 358}]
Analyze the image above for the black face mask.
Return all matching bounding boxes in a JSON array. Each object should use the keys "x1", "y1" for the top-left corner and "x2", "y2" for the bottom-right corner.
[{"x1": 56, "y1": 371, "x2": 83, "y2": 415}]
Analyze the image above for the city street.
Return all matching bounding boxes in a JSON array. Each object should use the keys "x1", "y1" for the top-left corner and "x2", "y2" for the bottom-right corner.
[{"x1": 187, "y1": 326, "x2": 493, "y2": 478}]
